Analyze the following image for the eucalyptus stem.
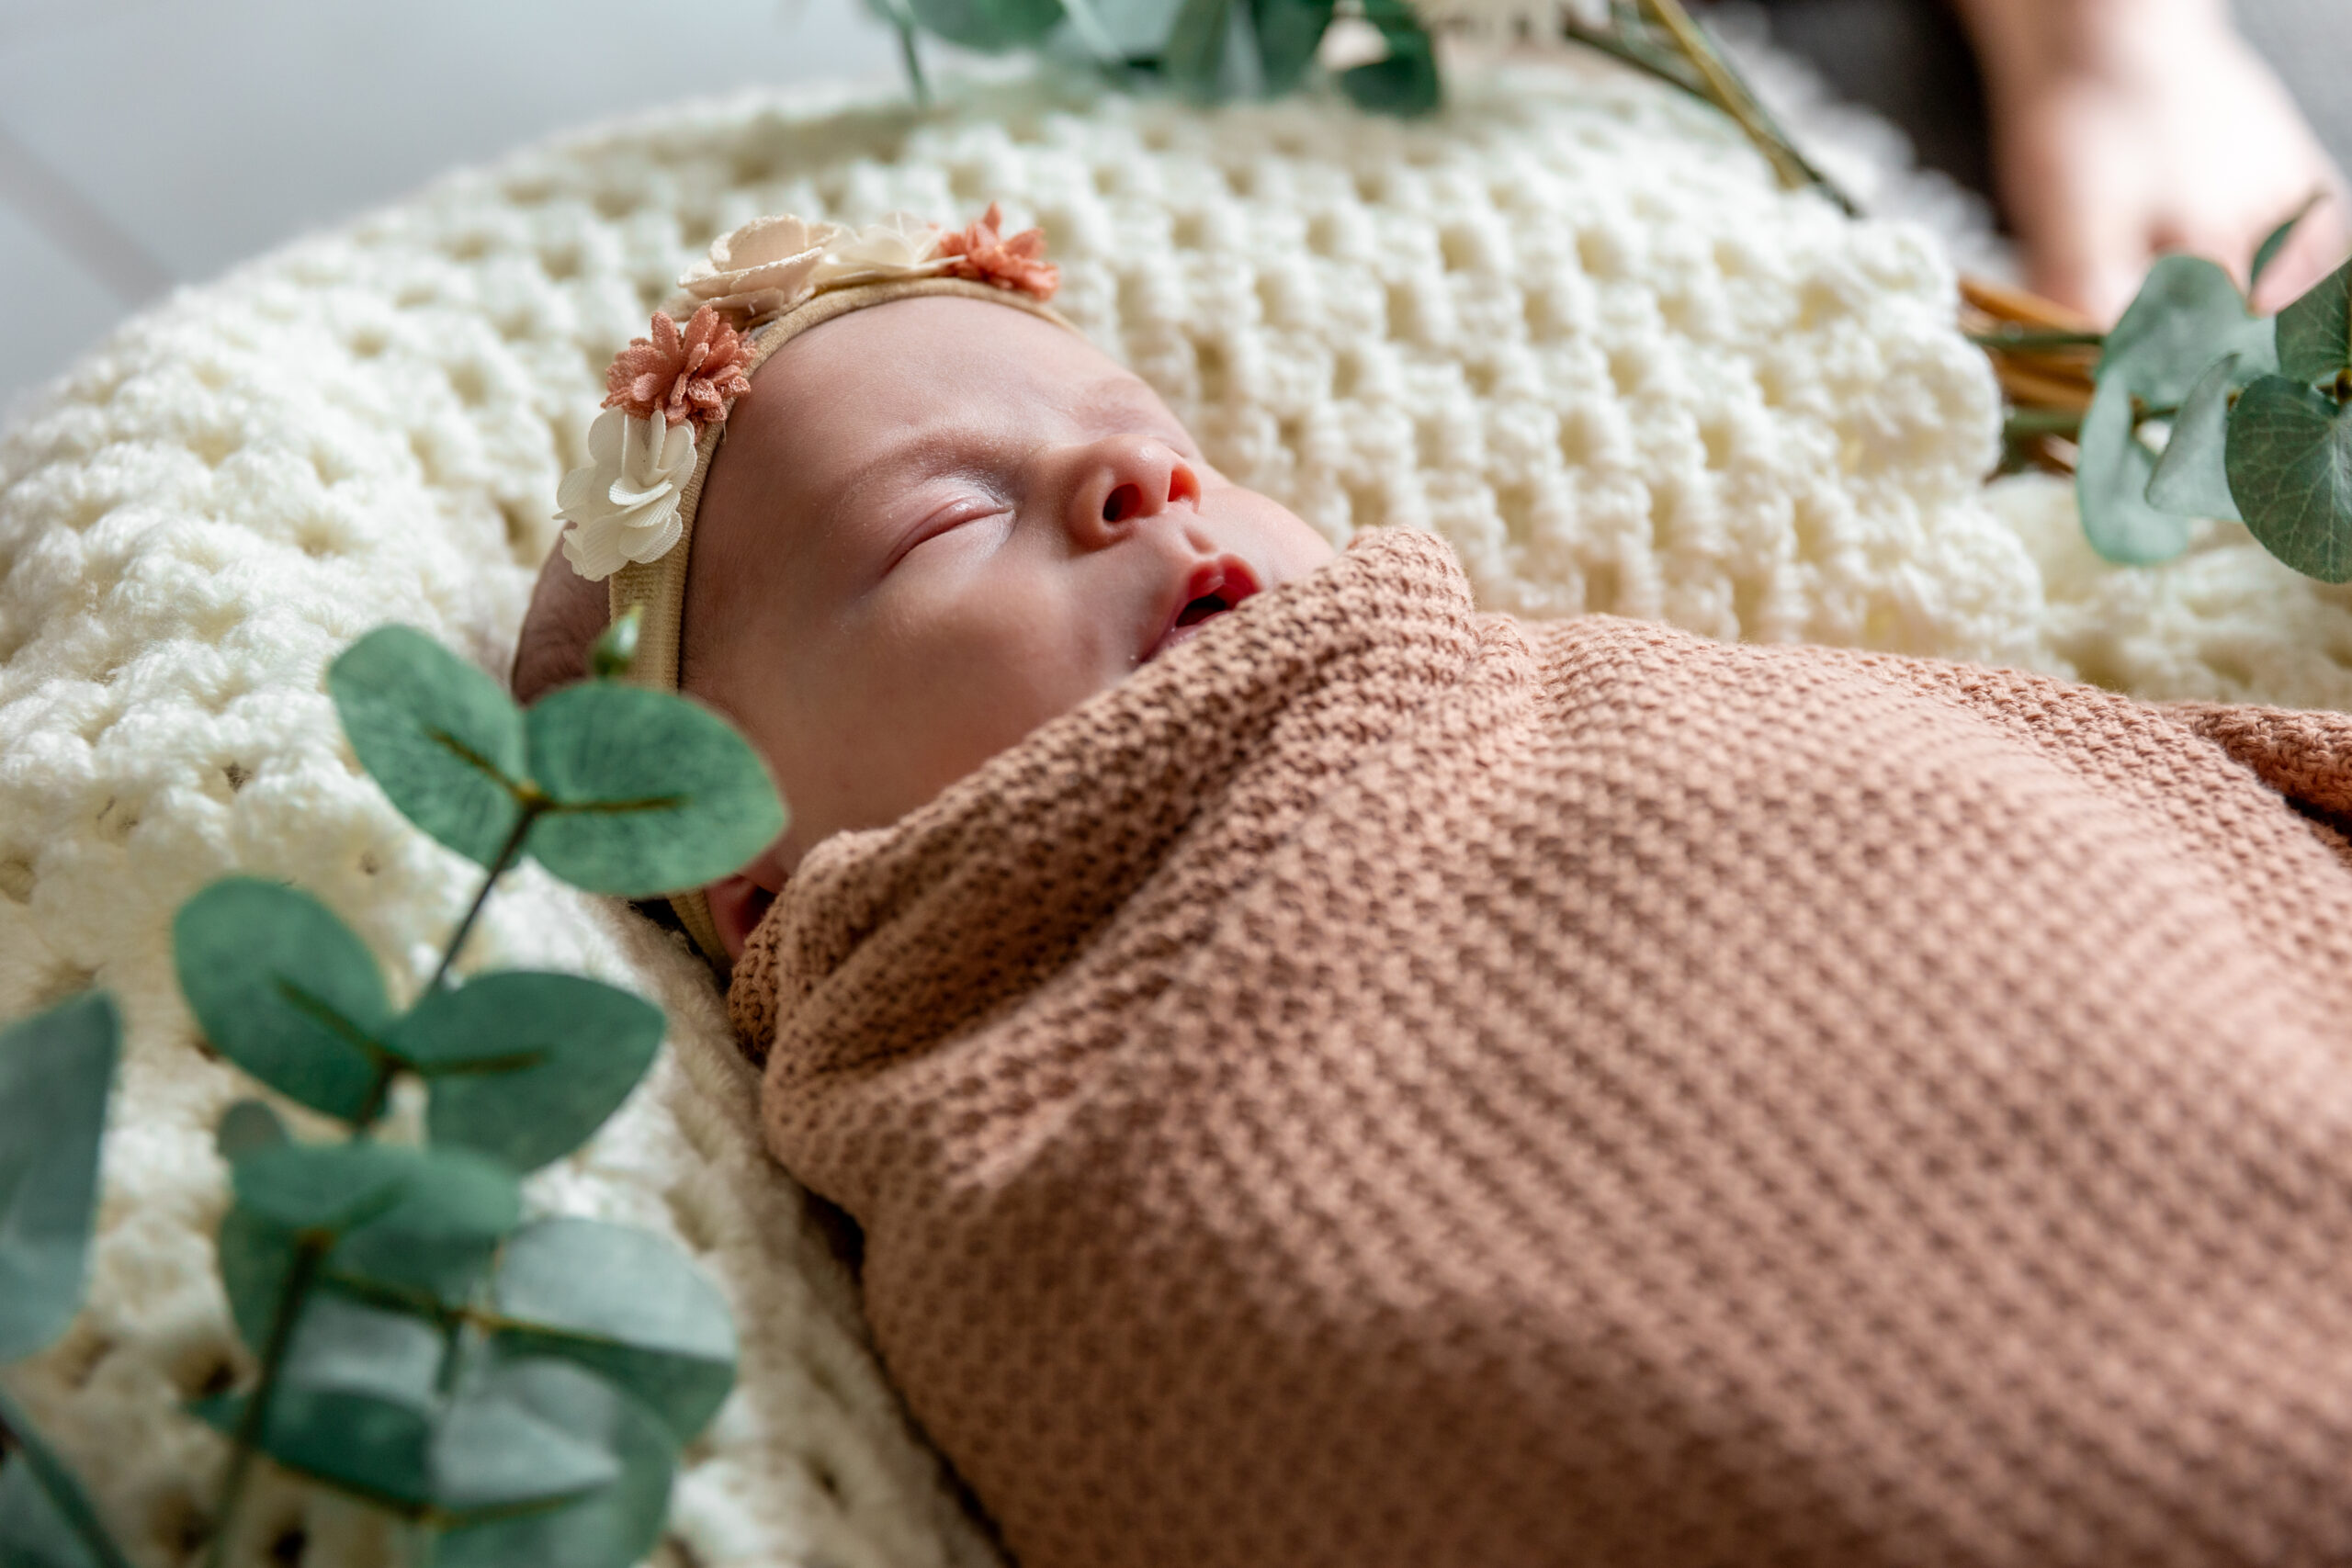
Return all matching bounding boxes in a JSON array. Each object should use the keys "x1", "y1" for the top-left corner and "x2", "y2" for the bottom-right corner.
[
  {"x1": 0, "y1": 1382, "x2": 140, "y2": 1568},
  {"x1": 425, "y1": 803, "x2": 543, "y2": 997},
  {"x1": 206, "y1": 1235, "x2": 328, "y2": 1568}
]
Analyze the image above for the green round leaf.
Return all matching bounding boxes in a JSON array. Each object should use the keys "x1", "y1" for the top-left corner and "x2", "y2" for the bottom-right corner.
[
  {"x1": 433, "y1": 1359, "x2": 676, "y2": 1568},
  {"x1": 385, "y1": 973, "x2": 666, "y2": 1173},
  {"x1": 197, "y1": 1305, "x2": 620, "y2": 1524},
  {"x1": 2146, "y1": 353, "x2": 2251, "y2": 523},
  {"x1": 2252, "y1": 194, "x2": 2322, "y2": 295},
  {"x1": 904, "y1": 0, "x2": 1062, "y2": 51},
  {"x1": 175, "y1": 878, "x2": 390, "y2": 1122},
  {"x1": 1253, "y1": 0, "x2": 1333, "y2": 92},
  {"x1": 0, "y1": 1453, "x2": 96, "y2": 1568},
  {"x1": 0, "y1": 994, "x2": 119, "y2": 1362},
  {"x1": 331, "y1": 626, "x2": 527, "y2": 869},
  {"x1": 230, "y1": 1140, "x2": 412, "y2": 1235},
  {"x1": 193, "y1": 1293, "x2": 445, "y2": 1511},
  {"x1": 2075, "y1": 373, "x2": 2193, "y2": 566},
  {"x1": 2225, "y1": 373, "x2": 2352, "y2": 582},
  {"x1": 1341, "y1": 46, "x2": 1439, "y2": 115},
  {"x1": 215, "y1": 1099, "x2": 289, "y2": 1162},
  {"x1": 522, "y1": 683, "x2": 786, "y2": 898},
  {"x1": 2276, "y1": 255, "x2": 2352, "y2": 386},
  {"x1": 214, "y1": 1204, "x2": 297, "y2": 1353},
  {"x1": 225, "y1": 1144, "x2": 521, "y2": 1337},
  {"x1": 432, "y1": 1354, "x2": 629, "y2": 1521},
  {"x1": 490, "y1": 1217, "x2": 737, "y2": 1445},
  {"x1": 330, "y1": 1146, "x2": 523, "y2": 1311},
  {"x1": 1162, "y1": 0, "x2": 1238, "y2": 92},
  {"x1": 1078, "y1": 0, "x2": 1190, "y2": 53},
  {"x1": 2099, "y1": 255, "x2": 2267, "y2": 408}
]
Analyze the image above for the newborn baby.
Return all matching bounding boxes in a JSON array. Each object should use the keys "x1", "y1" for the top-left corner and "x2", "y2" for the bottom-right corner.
[
  {"x1": 521, "y1": 211, "x2": 2352, "y2": 1568},
  {"x1": 516, "y1": 277, "x2": 1331, "y2": 957}
]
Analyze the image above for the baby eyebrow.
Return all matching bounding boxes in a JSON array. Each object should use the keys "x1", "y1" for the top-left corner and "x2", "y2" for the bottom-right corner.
[{"x1": 1073, "y1": 376, "x2": 1188, "y2": 439}]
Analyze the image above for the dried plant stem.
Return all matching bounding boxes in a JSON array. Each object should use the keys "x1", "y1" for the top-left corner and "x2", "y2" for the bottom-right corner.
[{"x1": 1557, "y1": 0, "x2": 1860, "y2": 216}]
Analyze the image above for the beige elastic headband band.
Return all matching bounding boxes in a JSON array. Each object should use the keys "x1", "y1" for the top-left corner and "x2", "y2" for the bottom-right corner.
[{"x1": 606, "y1": 276, "x2": 1076, "y2": 965}]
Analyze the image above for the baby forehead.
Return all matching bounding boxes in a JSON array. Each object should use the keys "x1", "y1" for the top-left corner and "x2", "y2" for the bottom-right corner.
[{"x1": 764, "y1": 295, "x2": 1151, "y2": 409}]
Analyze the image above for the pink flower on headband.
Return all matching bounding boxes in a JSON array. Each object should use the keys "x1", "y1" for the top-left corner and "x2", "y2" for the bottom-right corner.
[
  {"x1": 602, "y1": 305, "x2": 753, "y2": 429},
  {"x1": 939, "y1": 204, "x2": 1059, "y2": 299}
]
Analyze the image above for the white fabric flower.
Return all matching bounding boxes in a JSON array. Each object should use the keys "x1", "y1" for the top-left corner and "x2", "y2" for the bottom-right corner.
[
  {"x1": 679, "y1": 213, "x2": 844, "y2": 321},
  {"x1": 813, "y1": 212, "x2": 944, "y2": 287},
  {"x1": 555, "y1": 408, "x2": 698, "y2": 581}
]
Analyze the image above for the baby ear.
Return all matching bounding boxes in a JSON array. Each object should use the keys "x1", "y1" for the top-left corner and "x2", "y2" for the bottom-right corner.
[{"x1": 705, "y1": 840, "x2": 789, "y2": 961}]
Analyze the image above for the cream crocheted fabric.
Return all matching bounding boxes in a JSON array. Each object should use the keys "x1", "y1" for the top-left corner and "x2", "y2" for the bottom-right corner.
[{"x1": 1, "y1": 55, "x2": 2347, "y2": 1568}]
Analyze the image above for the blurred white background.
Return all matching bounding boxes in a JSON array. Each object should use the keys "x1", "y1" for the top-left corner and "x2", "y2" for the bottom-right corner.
[{"x1": 0, "y1": 0, "x2": 908, "y2": 409}]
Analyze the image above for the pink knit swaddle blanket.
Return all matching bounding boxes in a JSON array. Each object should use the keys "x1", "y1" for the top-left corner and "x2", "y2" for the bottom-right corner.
[{"x1": 732, "y1": 528, "x2": 2352, "y2": 1567}]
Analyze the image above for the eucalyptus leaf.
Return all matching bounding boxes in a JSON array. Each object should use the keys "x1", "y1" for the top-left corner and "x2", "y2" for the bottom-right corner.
[
  {"x1": 229, "y1": 1141, "x2": 413, "y2": 1235},
  {"x1": 194, "y1": 1302, "x2": 615, "y2": 1521},
  {"x1": 1251, "y1": 0, "x2": 1332, "y2": 93},
  {"x1": 2252, "y1": 194, "x2": 2322, "y2": 294},
  {"x1": 0, "y1": 994, "x2": 119, "y2": 1362},
  {"x1": 490, "y1": 1217, "x2": 737, "y2": 1445},
  {"x1": 1161, "y1": 0, "x2": 1232, "y2": 92},
  {"x1": 430, "y1": 1376, "x2": 620, "y2": 1517},
  {"x1": 215, "y1": 1099, "x2": 288, "y2": 1162},
  {"x1": 0, "y1": 1460, "x2": 93, "y2": 1568},
  {"x1": 2276, "y1": 255, "x2": 2352, "y2": 385},
  {"x1": 221, "y1": 1144, "x2": 521, "y2": 1349},
  {"x1": 902, "y1": 0, "x2": 1062, "y2": 51},
  {"x1": 2076, "y1": 369, "x2": 2194, "y2": 565},
  {"x1": 331, "y1": 626, "x2": 527, "y2": 869},
  {"x1": 2146, "y1": 353, "x2": 2251, "y2": 523},
  {"x1": 2225, "y1": 373, "x2": 2352, "y2": 582},
  {"x1": 2099, "y1": 254, "x2": 2267, "y2": 408},
  {"x1": 0, "y1": 1386, "x2": 130, "y2": 1568},
  {"x1": 1340, "y1": 0, "x2": 1438, "y2": 116},
  {"x1": 215, "y1": 1205, "x2": 297, "y2": 1352},
  {"x1": 175, "y1": 878, "x2": 390, "y2": 1122},
  {"x1": 522, "y1": 682, "x2": 786, "y2": 898},
  {"x1": 192, "y1": 1293, "x2": 443, "y2": 1511},
  {"x1": 433, "y1": 1359, "x2": 675, "y2": 1568},
  {"x1": 1081, "y1": 0, "x2": 1187, "y2": 55},
  {"x1": 384, "y1": 973, "x2": 665, "y2": 1173},
  {"x1": 326, "y1": 1146, "x2": 522, "y2": 1311}
]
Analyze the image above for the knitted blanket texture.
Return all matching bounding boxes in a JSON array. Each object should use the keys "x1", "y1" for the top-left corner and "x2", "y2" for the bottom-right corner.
[
  {"x1": 1, "y1": 54, "x2": 2348, "y2": 1568},
  {"x1": 732, "y1": 528, "x2": 2352, "y2": 1568}
]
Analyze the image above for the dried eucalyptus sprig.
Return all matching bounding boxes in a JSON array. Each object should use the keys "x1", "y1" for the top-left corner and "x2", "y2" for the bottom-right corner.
[
  {"x1": 0, "y1": 612, "x2": 788, "y2": 1568},
  {"x1": 1557, "y1": 0, "x2": 1857, "y2": 214}
]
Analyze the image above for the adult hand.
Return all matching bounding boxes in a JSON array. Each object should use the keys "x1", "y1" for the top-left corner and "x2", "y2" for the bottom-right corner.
[{"x1": 1957, "y1": 0, "x2": 2349, "y2": 323}]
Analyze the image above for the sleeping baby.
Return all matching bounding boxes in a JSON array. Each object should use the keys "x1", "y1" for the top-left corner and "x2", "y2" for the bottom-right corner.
[{"x1": 517, "y1": 209, "x2": 2352, "y2": 1568}]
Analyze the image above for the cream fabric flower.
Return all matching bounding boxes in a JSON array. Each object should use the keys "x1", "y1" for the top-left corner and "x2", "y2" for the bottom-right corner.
[
  {"x1": 555, "y1": 408, "x2": 699, "y2": 581},
  {"x1": 680, "y1": 214, "x2": 844, "y2": 321},
  {"x1": 813, "y1": 212, "x2": 944, "y2": 286}
]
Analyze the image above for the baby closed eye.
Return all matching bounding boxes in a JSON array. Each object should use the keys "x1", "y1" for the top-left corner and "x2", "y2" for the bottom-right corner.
[{"x1": 884, "y1": 494, "x2": 1013, "y2": 572}]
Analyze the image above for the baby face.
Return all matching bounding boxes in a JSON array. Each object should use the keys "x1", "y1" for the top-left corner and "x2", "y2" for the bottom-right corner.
[{"x1": 683, "y1": 295, "x2": 1334, "y2": 953}]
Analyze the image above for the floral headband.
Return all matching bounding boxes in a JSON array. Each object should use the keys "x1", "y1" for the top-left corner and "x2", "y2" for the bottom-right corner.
[{"x1": 551, "y1": 204, "x2": 1069, "y2": 964}]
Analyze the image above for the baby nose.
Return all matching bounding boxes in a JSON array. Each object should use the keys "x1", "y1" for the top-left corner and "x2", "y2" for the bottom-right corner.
[{"x1": 1068, "y1": 437, "x2": 1202, "y2": 548}]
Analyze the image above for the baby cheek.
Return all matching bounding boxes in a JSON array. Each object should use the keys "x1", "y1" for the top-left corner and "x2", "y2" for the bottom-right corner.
[{"x1": 915, "y1": 587, "x2": 1121, "y2": 748}]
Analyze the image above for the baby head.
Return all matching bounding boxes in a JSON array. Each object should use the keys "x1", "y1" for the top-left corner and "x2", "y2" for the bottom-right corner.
[{"x1": 515, "y1": 209, "x2": 1333, "y2": 958}]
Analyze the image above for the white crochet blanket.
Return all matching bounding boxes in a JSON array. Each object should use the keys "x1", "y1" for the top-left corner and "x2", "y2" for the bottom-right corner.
[{"x1": 4, "y1": 57, "x2": 2348, "y2": 1568}]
